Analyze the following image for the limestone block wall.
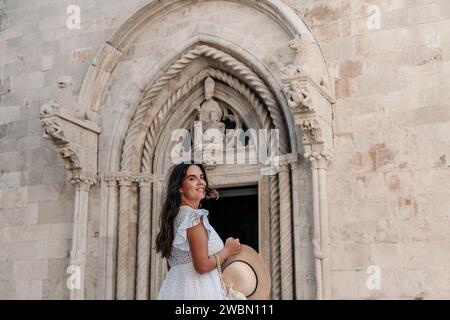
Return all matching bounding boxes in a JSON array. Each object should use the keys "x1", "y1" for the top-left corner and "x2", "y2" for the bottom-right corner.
[
  {"x1": 284, "y1": 0, "x2": 450, "y2": 299},
  {"x1": 1, "y1": 0, "x2": 449, "y2": 300},
  {"x1": 0, "y1": 0, "x2": 149, "y2": 300}
]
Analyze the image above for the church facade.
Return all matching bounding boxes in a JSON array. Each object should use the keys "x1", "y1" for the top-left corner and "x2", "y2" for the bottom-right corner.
[{"x1": 1, "y1": 0, "x2": 450, "y2": 299}]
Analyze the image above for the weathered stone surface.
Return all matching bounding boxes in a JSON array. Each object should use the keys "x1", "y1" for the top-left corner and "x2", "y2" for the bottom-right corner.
[{"x1": 1, "y1": 0, "x2": 449, "y2": 300}]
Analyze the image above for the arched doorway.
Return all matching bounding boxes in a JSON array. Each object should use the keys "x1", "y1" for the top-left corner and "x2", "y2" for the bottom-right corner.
[{"x1": 40, "y1": 0, "x2": 336, "y2": 300}]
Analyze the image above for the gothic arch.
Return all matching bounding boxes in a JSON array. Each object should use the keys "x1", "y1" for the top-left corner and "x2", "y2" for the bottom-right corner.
[{"x1": 40, "y1": 0, "x2": 336, "y2": 300}]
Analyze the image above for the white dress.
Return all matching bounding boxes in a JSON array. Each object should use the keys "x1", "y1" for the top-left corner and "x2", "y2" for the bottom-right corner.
[{"x1": 157, "y1": 205, "x2": 225, "y2": 300}]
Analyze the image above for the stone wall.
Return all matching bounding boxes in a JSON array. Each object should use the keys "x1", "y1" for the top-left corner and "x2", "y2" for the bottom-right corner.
[
  {"x1": 1, "y1": 0, "x2": 449, "y2": 299},
  {"x1": 284, "y1": 0, "x2": 450, "y2": 299},
  {"x1": 0, "y1": 0, "x2": 149, "y2": 300}
]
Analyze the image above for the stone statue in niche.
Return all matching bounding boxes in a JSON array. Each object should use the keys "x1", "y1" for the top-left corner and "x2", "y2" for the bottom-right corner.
[
  {"x1": 197, "y1": 77, "x2": 225, "y2": 169},
  {"x1": 199, "y1": 77, "x2": 224, "y2": 123},
  {"x1": 199, "y1": 77, "x2": 225, "y2": 137}
]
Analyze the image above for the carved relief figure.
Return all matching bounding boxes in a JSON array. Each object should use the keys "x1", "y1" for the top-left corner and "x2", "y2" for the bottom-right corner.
[{"x1": 283, "y1": 81, "x2": 313, "y2": 112}]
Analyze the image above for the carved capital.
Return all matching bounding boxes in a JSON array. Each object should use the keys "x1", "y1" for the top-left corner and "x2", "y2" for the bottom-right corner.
[
  {"x1": 134, "y1": 175, "x2": 152, "y2": 187},
  {"x1": 104, "y1": 176, "x2": 119, "y2": 187},
  {"x1": 70, "y1": 173, "x2": 97, "y2": 191},
  {"x1": 304, "y1": 149, "x2": 334, "y2": 170},
  {"x1": 117, "y1": 174, "x2": 134, "y2": 187}
]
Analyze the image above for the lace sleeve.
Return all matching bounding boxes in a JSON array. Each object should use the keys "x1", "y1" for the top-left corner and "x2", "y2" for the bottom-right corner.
[{"x1": 172, "y1": 207, "x2": 202, "y2": 251}]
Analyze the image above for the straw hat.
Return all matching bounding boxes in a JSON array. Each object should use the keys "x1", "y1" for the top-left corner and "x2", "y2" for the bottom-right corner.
[{"x1": 222, "y1": 244, "x2": 271, "y2": 300}]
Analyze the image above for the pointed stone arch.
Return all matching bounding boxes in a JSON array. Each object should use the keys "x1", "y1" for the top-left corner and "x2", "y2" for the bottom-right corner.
[{"x1": 40, "y1": 0, "x2": 336, "y2": 300}]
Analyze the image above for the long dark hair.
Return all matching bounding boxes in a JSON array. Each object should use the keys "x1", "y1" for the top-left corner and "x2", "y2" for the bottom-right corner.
[{"x1": 155, "y1": 162, "x2": 218, "y2": 258}]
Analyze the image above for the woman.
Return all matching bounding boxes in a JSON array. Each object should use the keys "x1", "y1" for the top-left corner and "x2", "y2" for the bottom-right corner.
[{"x1": 156, "y1": 162, "x2": 241, "y2": 299}]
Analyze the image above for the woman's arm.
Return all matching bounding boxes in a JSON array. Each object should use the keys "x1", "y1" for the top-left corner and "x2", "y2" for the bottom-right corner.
[{"x1": 187, "y1": 217, "x2": 240, "y2": 275}]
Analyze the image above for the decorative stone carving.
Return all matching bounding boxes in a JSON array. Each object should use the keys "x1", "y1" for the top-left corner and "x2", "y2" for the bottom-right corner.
[
  {"x1": 69, "y1": 173, "x2": 98, "y2": 188},
  {"x1": 196, "y1": 77, "x2": 226, "y2": 170},
  {"x1": 40, "y1": 99, "x2": 61, "y2": 115},
  {"x1": 280, "y1": 33, "x2": 311, "y2": 77},
  {"x1": 300, "y1": 119, "x2": 323, "y2": 144},
  {"x1": 40, "y1": 76, "x2": 101, "y2": 179},
  {"x1": 59, "y1": 147, "x2": 81, "y2": 171},
  {"x1": 199, "y1": 77, "x2": 223, "y2": 123},
  {"x1": 41, "y1": 118, "x2": 67, "y2": 144},
  {"x1": 283, "y1": 80, "x2": 313, "y2": 113},
  {"x1": 304, "y1": 150, "x2": 334, "y2": 169},
  {"x1": 125, "y1": 45, "x2": 290, "y2": 175}
]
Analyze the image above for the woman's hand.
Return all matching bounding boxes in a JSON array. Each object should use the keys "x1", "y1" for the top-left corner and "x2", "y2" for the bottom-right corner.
[{"x1": 224, "y1": 237, "x2": 241, "y2": 255}]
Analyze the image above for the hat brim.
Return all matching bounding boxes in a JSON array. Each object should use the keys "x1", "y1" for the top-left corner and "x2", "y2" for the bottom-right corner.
[{"x1": 222, "y1": 244, "x2": 271, "y2": 300}]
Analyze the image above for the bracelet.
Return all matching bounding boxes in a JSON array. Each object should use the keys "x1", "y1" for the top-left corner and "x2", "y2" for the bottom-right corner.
[
  {"x1": 213, "y1": 254, "x2": 221, "y2": 273},
  {"x1": 213, "y1": 254, "x2": 227, "y2": 293}
]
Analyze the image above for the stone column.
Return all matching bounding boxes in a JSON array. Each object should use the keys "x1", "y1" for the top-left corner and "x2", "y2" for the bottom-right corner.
[
  {"x1": 305, "y1": 151, "x2": 333, "y2": 299},
  {"x1": 150, "y1": 178, "x2": 164, "y2": 299},
  {"x1": 308, "y1": 154, "x2": 323, "y2": 300},
  {"x1": 136, "y1": 177, "x2": 152, "y2": 300},
  {"x1": 278, "y1": 164, "x2": 294, "y2": 300},
  {"x1": 103, "y1": 176, "x2": 119, "y2": 300},
  {"x1": 69, "y1": 175, "x2": 96, "y2": 300},
  {"x1": 116, "y1": 176, "x2": 138, "y2": 300},
  {"x1": 317, "y1": 151, "x2": 332, "y2": 299}
]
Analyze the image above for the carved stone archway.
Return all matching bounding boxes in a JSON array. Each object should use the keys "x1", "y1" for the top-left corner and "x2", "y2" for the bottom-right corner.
[{"x1": 40, "y1": 0, "x2": 335, "y2": 300}]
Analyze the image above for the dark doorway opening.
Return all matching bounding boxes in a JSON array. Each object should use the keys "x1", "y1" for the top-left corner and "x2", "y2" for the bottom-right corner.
[{"x1": 203, "y1": 186, "x2": 258, "y2": 251}]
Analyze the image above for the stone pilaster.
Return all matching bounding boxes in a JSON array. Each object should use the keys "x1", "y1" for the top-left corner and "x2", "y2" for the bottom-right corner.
[
  {"x1": 281, "y1": 33, "x2": 335, "y2": 300},
  {"x1": 68, "y1": 175, "x2": 96, "y2": 300}
]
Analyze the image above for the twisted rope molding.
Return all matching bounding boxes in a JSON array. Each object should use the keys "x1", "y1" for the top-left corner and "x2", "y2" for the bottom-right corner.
[
  {"x1": 279, "y1": 168, "x2": 294, "y2": 299},
  {"x1": 121, "y1": 44, "x2": 289, "y2": 171},
  {"x1": 269, "y1": 175, "x2": 281, "y2": 300},
  {"x1": 116, "y1": 182, "x2": 133, "y2": 299},
  {"x1": 136, "y1": 185, "x2": 152, "y2": 299},
  {"x1": 141, "y1": 68, "x2": 273, "y2": 172}
]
